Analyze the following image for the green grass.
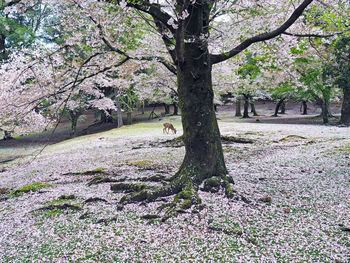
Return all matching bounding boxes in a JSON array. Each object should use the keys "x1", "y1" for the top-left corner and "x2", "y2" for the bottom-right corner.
[{"x1": 9, "y1": 182, "x2": 54, "y2": 197}]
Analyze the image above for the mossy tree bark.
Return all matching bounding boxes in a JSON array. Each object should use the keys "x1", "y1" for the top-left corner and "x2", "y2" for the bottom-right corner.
[{"x1": 175, "y1": 1, "x2": 228, "y2": 187}]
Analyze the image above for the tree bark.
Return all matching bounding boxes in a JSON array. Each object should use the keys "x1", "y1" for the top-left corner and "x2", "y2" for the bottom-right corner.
[
  {"x1": 235, "y1": 99, "x2": 242, "y2": 117},
  {"x1": 242, "y1": 95, "x2": 249, "y2": 118},
  {"x1": 321, "y1": 100, "x2": 329, "y2": 124},
  {"x1": 174, "y1": 1, "x2": 227, "y2": 187},
  {"x1": 301, "y1": 101, "x2": 308, "y2": 115},
  {"x1": 141, "y1": 100, "x2": 145, "y2": 114},
  {"x1": 0, "y1": 34, "x2": 6, "y2": 60},
  {"x1": 115, "y1": 93, "x2": 123, "y2": 128},
  {"x1": 69, "y1": 111, "x2": 79, "y2": 137},
  {"x1": 273, "y1": 98, "x2": 285, "y2": 117},
  {"x1": 3, "y1": 130, "x2": 12, "y2": 140},
  {"x1": 100, "y1": 110, "x2": 113, "y2": 123},
  {"x1": 173, "y1": 102, "x2": 178, "y2": 115},
  {"x1": 126, "y1": 112, "x2": 132, "y2": 125},
  {"x1": 164, "y1": 103, "x2": 170, "y2": 115},
  {"x1": 340, "y1": 85, "x2": 350, "y2": 125},
  {"x1": 250, "y1": 102, "x2": 258, "y2": 116},
  {"x1": 280, "y1": 101, "x2": 286, "y2": 114}
]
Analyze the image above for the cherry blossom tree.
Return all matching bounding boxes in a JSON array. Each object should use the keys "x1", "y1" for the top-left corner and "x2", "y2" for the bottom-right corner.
[
  {"x1": 4, "y1": 0, "x2": 345, "y2": 214},
  {"x1": 103, "y1": 0, "x2": 319, "y2": 211}
]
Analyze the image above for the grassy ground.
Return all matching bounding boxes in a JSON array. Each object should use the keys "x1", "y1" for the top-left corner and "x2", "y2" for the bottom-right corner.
[{"x1": 0, "y1": 108, "x2": 349, "y2": 262}]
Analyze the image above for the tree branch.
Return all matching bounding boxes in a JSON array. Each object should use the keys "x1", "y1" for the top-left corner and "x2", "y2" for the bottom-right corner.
[
  {"x1": 282, "y1": 29, "x2": 350, "y2": 38},
  {"x1": 108, "y1": 0, "x2": 175, "y2": 34},
  {"x1": 211, "y1": 0, "x2": 314, "y2": 64}
]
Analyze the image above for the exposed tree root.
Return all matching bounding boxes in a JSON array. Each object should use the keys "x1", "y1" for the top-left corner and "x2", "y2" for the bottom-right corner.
[
  {"x1": 35, "y1": 203, "x2": 81, "y2": 212},
  {"x1": 116, "y1": 170, "x2": 235, "y2": 221},
  {"x1": 84, "y1": 197, "x2": 108, "y2": 203},
  {"x1": 87, "y1": 176, "x2": 119, "y2": 186}
]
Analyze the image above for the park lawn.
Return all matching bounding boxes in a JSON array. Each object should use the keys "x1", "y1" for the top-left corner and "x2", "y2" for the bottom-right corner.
[{"x1": 0, "y1": 117, "x2": 349, "y2": 262}]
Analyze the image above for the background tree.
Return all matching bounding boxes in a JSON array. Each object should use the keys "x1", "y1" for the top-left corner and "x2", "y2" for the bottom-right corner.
[{"x1": 334, "y1": 36, "x2": 350, "y2": 125}]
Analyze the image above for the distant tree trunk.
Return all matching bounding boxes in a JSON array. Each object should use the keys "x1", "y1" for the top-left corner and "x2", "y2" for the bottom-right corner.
[
  {"x1": 141, "y1": 100, "x2": 145, "y2": 114},
  {"x1": 250, "y1": 102, "x2": 258, "y2": 116},
  {"x1": 69, "y1": 111, "x2": 79, "y2": 137},
  {"x1": 173, "y1": 102, "x2": 179, "y2": 115},
  {"x1": 100, "y1": 110, "x2": 113, "y2": 123},
  {"x1": 321, "y1": 100, "x2": 329, "y2": 124},
  {"x1": 115, "y1": 93, "x2": 123, "y2": 128},
  {"x1": 126, "y1": 112, "x2": 132, "y2": 125},
  {"x1": 3, "y1": 130, "x2": 12, "y2": 140},
  {"x1": 164, "y1": 103, "x2": 170, "y2": 115},
  {"x1": 280, "y1": 101, "x2": 286, "y2": 114},
  {"x1": 340, "y1": 85, "x2": 350, "y2": 125},
  {"x1": 214, "y1": 104, "x2": 217, "y2": 112},
  {"x1": 242, "y1": 95, "x2": 250, "y2": 118},
  {"x1": 301, "y1": 101, "x2": 308, "y2": 115},
  {"x1": 273, "y1": 98, "x2": 285, "y2": 117},
  {"x1": 0, "y1": 34, "x2": 6, "y2": 60},
  {"x1": 235, "y1": 99, "x2": 242, "y2": 117}
]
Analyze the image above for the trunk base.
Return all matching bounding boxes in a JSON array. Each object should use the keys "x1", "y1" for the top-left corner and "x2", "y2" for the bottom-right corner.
[{"x1": 118, "y1": 166, "x2": 234, "y2": 220}]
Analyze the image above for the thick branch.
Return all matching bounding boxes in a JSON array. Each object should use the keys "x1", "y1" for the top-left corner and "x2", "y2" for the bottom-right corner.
[
  {"x1": 137, "y1": 56, "x2": 176, "y2": 75},
  {"x1": 282, "y1": 29, "x2": 350, "y2": 38},
  {"x1": 211, "y1": 0, "x2": 314, "y2": 64},
  {"x1": 109, "y1": 0, "x2": 175, "y2": 34},
  {"x1": 4, "y1": 0, "x2": 21, "y2": 7}
]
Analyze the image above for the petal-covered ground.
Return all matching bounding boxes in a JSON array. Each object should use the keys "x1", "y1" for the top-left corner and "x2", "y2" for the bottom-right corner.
[{"x1": 0, "y1": 117, "x2": 349, "y2": 262}]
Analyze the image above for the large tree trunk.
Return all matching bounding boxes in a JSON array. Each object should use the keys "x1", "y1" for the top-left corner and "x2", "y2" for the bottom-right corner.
[
  {"x1": 176, "y1": 55, "x2": 227, "y2": 186},
  {"x1": 235, "y1": 99, "x2": 242, "y2": 117},
  {"x1": 173, "y1": 1, "x2": 228, "y2": 190},
  {"x1": 340, "y1": 86, "x2": 350, "y2": 125}
]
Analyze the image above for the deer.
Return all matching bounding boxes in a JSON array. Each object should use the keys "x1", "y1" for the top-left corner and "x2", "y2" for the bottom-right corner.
[{"x1": 163, "y1": 123, "x2": 176, "y2": 134}]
